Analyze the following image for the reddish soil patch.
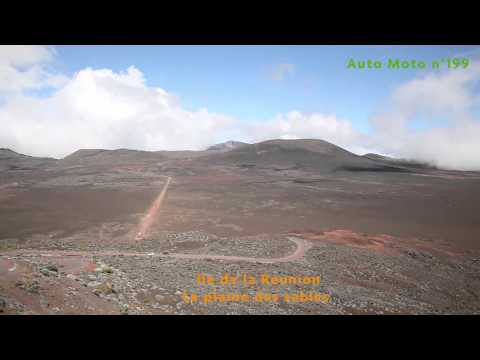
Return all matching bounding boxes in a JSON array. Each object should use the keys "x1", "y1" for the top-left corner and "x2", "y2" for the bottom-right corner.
[
  {"x1": 290, "y1": 229, "x2": 462, "y2": 258},
  {"x1": 290, "y1": 229, "x2": 398, "y2": 255},
  {"x1": 0, "y1": 257, "x2": 17, "y2": 274}
]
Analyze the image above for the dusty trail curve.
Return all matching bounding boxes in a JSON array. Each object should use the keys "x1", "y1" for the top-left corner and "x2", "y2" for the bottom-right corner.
[
  {"x1": 0, "y1": 237, "x2": 311, "y2": 265},
  {"x1": 166, "y1": 237, "x2": 310, "y2": 263}
]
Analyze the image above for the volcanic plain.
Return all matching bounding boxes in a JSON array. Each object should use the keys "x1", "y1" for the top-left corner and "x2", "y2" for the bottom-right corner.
[{"x1": 1, "y1": 139, "x2": 480, "y2": 315}]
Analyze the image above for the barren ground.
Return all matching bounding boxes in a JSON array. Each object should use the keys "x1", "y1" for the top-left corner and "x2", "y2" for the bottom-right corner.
[{"x1": 1, "y1": 144, "x2": 480, "y2": 315}]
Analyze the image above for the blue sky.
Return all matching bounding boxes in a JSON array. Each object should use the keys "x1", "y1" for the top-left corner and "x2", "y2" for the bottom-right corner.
[{"x1": 53, "y1": 45, "x2": 480, "y2": 133}]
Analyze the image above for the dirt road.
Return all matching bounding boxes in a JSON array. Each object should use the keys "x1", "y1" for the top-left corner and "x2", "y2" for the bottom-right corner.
[
  {"x1": 1, "y1": 237, "x2": 311, "y2": 264},
  {"x1": 135, "y1": 176, "x2": 171, "y2": 240}
]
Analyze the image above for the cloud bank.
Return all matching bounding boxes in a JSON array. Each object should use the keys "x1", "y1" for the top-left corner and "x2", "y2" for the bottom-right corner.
[
  {"x1": 247, "y1": 111, "x2": 370, "y2": 155},
  {"x1": 368, "y1": 61, "x2": 480, "y2": 170},
  {"x1": 0, "y1": 47, "x2": 235, "y2": 158},
  {"x1": 1, "y1": 46, "x2": 480, "y2": 170}
]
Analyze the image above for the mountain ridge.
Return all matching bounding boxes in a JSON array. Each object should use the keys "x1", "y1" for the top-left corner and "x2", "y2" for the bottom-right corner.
[{"x1": 0, "y1": 139, "x2": 433, "y2": 172}]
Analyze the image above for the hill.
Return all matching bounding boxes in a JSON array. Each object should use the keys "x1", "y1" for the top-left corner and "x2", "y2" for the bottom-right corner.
[
  {"x1": 60, "y1": 149, "x2": 164, "y2": 166},
  {"x1": 202, "y1": 139, "x2": 412, "y2": 173},
  {"x1": 0, "y1": 148, "x2": 56, "y2": 171}
]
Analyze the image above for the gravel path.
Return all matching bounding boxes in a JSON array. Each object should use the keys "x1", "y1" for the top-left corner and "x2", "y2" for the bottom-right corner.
[{"x1": 0, "y1": 237, "x2": 311, "y2": 264}]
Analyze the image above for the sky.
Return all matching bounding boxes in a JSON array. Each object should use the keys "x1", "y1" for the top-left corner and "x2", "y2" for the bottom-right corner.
[{"x1": 1, "y1": 45, "x2": 480, "y2": 170}]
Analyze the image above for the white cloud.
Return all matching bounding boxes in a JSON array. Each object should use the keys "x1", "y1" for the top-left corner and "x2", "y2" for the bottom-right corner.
[
  {"x1": 248, "y1": 111, "x2": 370, "y2": 155},
  {"x1": 268, "y1": 63, "x2": 295, "y2": 81},
  {"x1": 369, "y1": 61, "x2": 480, "y2": 170},
  {"x1": 0, "y1": 45, "x2": 68, "y2": 93},
  {"x1": 0, "y1": 64, "x2": 236, "y2": 158},
  {"x1": 0, "y1": 45, "x2": 52, "y2": 67}
]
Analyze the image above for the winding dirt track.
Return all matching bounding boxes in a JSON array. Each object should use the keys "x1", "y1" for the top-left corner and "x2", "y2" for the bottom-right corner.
[{"x1": 0, "y1": 237, "x2": 310, "y2": 264}]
